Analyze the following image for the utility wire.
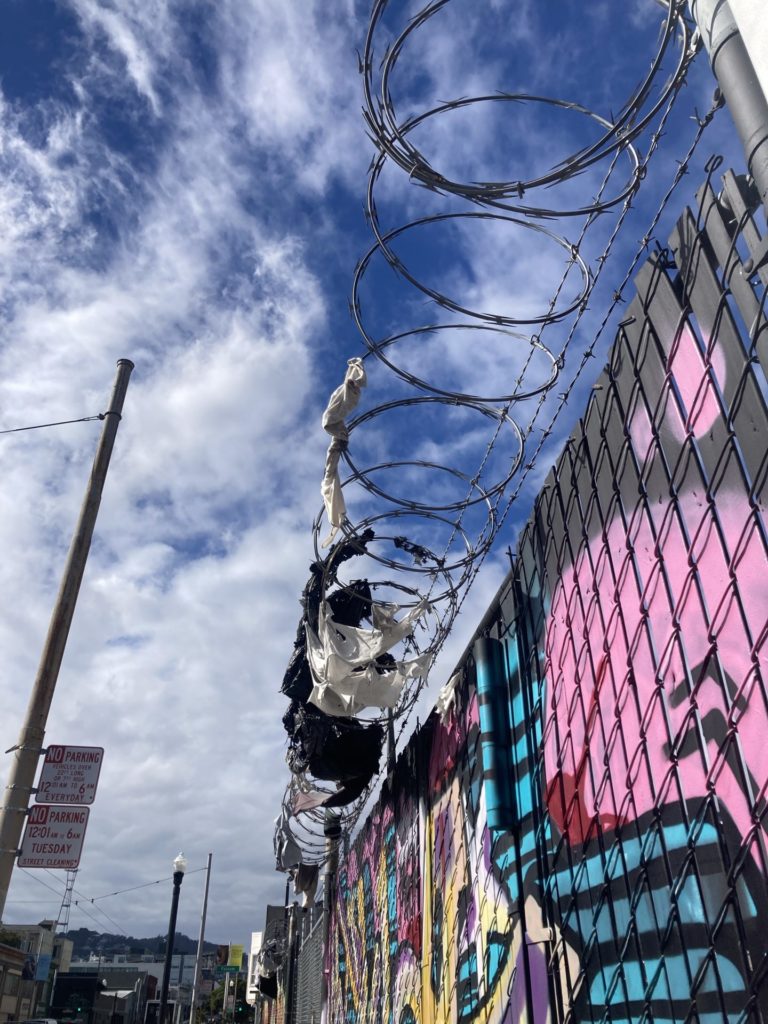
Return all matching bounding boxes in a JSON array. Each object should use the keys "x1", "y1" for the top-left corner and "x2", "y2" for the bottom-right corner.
[
  {"x1": 71, "y1": 899, "x2": 126, "y2": 936},
  {"x1": 19, "y1": 867, "x2": 68, "y2": 898},
  {"x1": 44, "y1": 869, "x2": 124, "y2": 934},
  {"x1": 82, "y1": 866, "x2": 207, "y2": 902},
  {"x1": 69, "y1": 899, "x2": 127, "y2": 935},
  {"x1": 41, "y1": 869, "x2": 127, "y2": 935},
  {"x1": 21, "y1": 864, "x2": 206, "y2": 918},
  {"x1": 4, "y1": 899, "x2": 60, "y2": 904},
  {"x1": 0, "y1": 414, "x2": 104, "y2": 436},
  {"x1": 19, "y1": 868, "x2": 126, "y2": 935}
]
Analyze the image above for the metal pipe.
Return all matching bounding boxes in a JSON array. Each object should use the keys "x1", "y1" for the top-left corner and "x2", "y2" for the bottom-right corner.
[
  {"x1": 283, "y1": 904, "x2": 297, "y2": 1024},
  {"x1": 473, "y1": 636, "x2": 516, "y2": 831},
  {"x1": 0, "y1": 358, "x2": 134, "y2": 919},
  {"x1": 319, "y1": 813, "x2": 341, "y2": 1024},
  {"x1": 728, "y1": 0, "x2": 768, "y2": 104},
  {"x1": 690, "y1": 0, "x2": 768, "y2": 218}
]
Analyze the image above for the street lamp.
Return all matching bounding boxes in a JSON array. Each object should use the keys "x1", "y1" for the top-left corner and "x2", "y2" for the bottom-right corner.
[{"x1": 158, "y1": 853, "x2": 187, "y2": 1024}]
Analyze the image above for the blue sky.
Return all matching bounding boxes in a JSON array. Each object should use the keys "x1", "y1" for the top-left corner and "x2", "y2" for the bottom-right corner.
[{"x1": 0, "y1": 0, "x2": 742, "y2": 945}]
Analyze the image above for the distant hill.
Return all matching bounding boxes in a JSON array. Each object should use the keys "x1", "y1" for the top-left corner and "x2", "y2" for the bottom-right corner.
[{"x1": 65, "y1": 928, "x2": 218, "y2": 961}]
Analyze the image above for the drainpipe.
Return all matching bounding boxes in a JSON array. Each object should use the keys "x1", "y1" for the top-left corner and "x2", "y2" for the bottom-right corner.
[{"x1": 689, "y1": 0, "x2": 768, "y2": 220}]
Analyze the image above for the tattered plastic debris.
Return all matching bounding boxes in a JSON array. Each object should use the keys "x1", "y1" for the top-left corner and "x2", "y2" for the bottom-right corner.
[
  {"x1": 291, "y1": 862, "x2": 319, "y2": 907},
  {"x1": 258, "y1": 975, "x2": 277, "y2": 999},
  {"x1": 292, "y1": 770, "x2": 372, "y2": 812},
  {"x1": 394, "y1": 535, "x2": 444, "y2": 567},
  {"x1": 320, "y1": 358, "x2": 367, "y2": 548},
  {"x1": 436, "y1": 670, "x2": 462, "y2": 723},
  {"x1": 281, "y1": 624, "x2": 314, "y2": 703},
  {"x1": 284, "y1": 700, "x2": 383, "y2": 784},
  {"x1": 328, "y1": 578, "x2": 372, "y2": 627},
  {"x1": 306, "y1": 599, "x2": 431, "y2": 716},
  {"x1": 281, "y1": 536, "x2": 375, "y2": 702},
  {"x1": 274, "y1": 804, "x2": 302, "y2": 871}
]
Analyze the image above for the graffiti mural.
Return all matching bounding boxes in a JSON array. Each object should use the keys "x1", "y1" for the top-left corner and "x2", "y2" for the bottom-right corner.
[
  {"x1": 329, "y1": 675, "x2": 539, "y2": 1024},
  {"x1": 330, "y1": 743, "x2": 423, "y2": 1024},
  {"x1": 326, "y1": 174, "x2": 768, "y2": 1023}
]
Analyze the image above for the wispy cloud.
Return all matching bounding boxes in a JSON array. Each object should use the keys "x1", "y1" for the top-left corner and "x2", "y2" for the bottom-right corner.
[{"x1": 0, "y1": 0, "x2": 351, "y2": 940}]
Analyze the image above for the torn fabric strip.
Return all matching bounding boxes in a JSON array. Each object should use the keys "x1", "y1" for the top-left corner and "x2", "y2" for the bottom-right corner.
[
  {"x1": 273, "y1": 805, "x2": 302, "y2": 871},
  {"x1": 292, "y1": 771, "x2": 372, "y2": 812},
  {"x1": 308, "y1": 650, "x2": 432, "y2": 717},
  {"x1": 320, "y1": 358, "x2": 367, "y2": 547},
  {"x1": 292, "y1": 862, "x2": 319, "y2": 907},
  {"x1": 436, "y1": 670, "x2": 462, "y2": 723}
]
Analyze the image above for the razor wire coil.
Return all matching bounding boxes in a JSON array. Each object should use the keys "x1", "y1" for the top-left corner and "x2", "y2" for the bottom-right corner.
[{"x1": 281, "y1": 0, "x2": 707, "y2": 860}]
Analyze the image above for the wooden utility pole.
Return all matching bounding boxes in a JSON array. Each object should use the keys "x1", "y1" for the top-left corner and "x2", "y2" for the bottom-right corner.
[{"x1": 0, "y1": 358, "x2": 134, "y2": 919}]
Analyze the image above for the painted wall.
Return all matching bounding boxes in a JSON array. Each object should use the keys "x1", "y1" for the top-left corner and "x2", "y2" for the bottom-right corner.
[{"x1": 326, "y1": 191, "x2": 768, "y2": 1023}]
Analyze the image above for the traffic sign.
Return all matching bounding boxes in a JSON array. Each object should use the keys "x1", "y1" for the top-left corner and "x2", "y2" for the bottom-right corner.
[
  {"x1": 215, "y1": 966, "x2": 240, "y2": 974},
  {"x1": 18, "y1": 804, "x2": 90, "y2": 868},
  {"x1": 36, "y1": 745, "x2": 104, "y2": 805}
]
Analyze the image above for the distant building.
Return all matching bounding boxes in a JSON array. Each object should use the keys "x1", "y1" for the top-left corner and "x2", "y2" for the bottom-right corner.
[
  {"x1": 0, "y1": 920, "x2": 73, "y2": 1021},
  {"x1": 0, "y1": 940, "x2": 26, "y2": 1024},
  {"x1": 70, "y1": 952, "x2": 199, "y2": 986},
  {"x1": 245, "y1": 932, "x2": 262, "y2": 1007},
  {"x1": 63, "y1": 951, "x2": 217, "y2": 1024},
  {"x1": 50, "y1": 971, "x2": 145, "y2": 1024}
]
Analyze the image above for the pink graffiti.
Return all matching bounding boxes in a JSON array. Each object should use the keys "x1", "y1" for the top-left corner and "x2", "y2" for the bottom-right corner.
[
  {"x1": 543, "y1": 487, "x2": 767, "y2": 849},
  {"x1": 347, "y1": 795, "x2": 422, "y2": 956},
  {"x1": 428, "y1": 689, "x2": 479, "y2": 794},
  {"x1": 629, "y1": 326, "x2": 727, "y2": 461},
  {"x1": 667, "y1": 325, "x2": 727, "y2": 441}
]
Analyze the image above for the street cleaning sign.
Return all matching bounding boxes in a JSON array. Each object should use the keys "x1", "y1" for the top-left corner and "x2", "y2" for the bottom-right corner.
[
  {"x1": 18, "y1": 804, "x2": 90, "y2": 868},
  {"x1": 36, "y1": 745, "x2": 104, "y2": 805}
]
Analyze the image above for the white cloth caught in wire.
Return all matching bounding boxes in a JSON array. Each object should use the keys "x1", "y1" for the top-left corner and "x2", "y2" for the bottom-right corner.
[{"x1": 320, "y1": 358, "x2": 367, "y2": 548}]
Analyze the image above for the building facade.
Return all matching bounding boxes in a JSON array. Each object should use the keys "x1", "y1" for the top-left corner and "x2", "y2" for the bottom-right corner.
[
  {"x1": 64, "y1": 955, "x2": 201, "y2": 1024},
  {"x1": 0, "y1": 920, "x2": 73, "y2": 1022},
  {"x1": 0, "y1": 941, "x2": 26, "y2": 1024}
]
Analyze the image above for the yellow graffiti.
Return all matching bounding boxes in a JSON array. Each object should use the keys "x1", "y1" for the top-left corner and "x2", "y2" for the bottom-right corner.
[{"x1": 329, "y1": 769, "x2": 553, "y2": 1024}]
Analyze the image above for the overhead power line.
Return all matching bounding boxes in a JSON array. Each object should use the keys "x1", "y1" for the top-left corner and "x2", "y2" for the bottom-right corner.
[{"x1": 0, "y1": 414, "x2": 105, "y2": 436}]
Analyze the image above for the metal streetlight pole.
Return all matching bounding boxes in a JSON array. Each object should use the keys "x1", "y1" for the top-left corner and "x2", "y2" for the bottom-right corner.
[
  {"x1": 159, "y1": 853, "x2": 187, "y2": 1024},
  {"x1": 188, "y1": 852, "x2": 212, "y2": 1024}
]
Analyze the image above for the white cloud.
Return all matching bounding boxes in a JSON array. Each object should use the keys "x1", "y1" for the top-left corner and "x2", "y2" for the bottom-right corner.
[
  {"x1": 70, "y1": 0, "x2": 168, "y2": 114},
  {"x1": 215, "y1": 0, "x2": 367, "y2": 192},
  {"x1": 0, "y1": 0, "x2": 341, "y2": 942}
]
